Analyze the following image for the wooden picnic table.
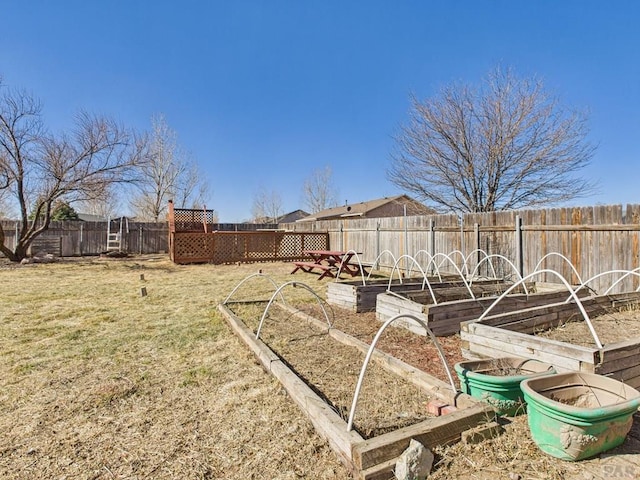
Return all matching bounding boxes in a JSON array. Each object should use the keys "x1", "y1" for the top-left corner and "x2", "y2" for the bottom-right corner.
[{"x1": 291, "y1": 250, "x2": 368, "y2": 280}]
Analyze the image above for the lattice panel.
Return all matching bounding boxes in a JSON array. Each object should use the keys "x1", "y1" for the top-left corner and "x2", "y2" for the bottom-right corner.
[
  {"x1": 211, "y1": 234, "x2": 242, "y2": 263},
  {"x1": 295, "y1": 233, "x2": 329, "y2": 253},
  {"x1": 171, "y1": 231, "x2": 329, "y2": 264},
  {"x1": 171, "y1": 208, "x2": 216, "y2": 232},
  {"x1": 246, "y1": 232, "x2": 279, "y2": 259},
  {"x1": 277, "y1": 233, "x2": 329, "y2": 259},
  {"x1": 279, "y1": 234, "x2": 302, "y2": 257},
  {"x1": 173, "y1": 233, "x2": 214, "y2": 262}
]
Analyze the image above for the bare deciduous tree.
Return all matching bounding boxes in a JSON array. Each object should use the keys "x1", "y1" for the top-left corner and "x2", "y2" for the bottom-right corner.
[
  {"x1": 302, "y1": 165, "x2": 339, "y2": 213},
  {"x1": 251, "y1": 188, "x2": 283, "y2": 223},
  {"x1": 75, "y1": 184, "x2": 123, "y2": 219},
  {"x1": 0, "y1": 196, "x2": 13, "y2": 219},
  {"x1": 131, "y1": 114, "x2": 209, "y2": 222},
  {"x1": 0, "y1": 80, "x2": 145, "y2": 261},
  {"x1": 173, "y1": 155, "x2": 210, "y2": 210},
  {"x1": 388, "y1": 66, "x2": 596, "y2": 213}
]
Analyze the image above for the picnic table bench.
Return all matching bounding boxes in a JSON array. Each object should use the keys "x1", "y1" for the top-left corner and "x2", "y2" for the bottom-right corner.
[{"x1": 291, "y1": 250, "x2": 368, "y2": 280}]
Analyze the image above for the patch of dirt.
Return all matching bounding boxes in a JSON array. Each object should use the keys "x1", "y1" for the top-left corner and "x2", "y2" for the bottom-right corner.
[
  {"x1": 535, "y1": 308, "x2": 640, "y2": 346},
  {"x1": 229, "y1": 302, "x2": 437, "y2": 438},
  {"x1": 467, "y1": 358, "x2": 535, "y2": 377},
  {"x1": 299, "y1": 303, "x2": 465, "y2": 385}
]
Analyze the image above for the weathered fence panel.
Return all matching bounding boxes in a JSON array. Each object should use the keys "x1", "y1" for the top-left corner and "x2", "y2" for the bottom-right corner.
[
  {"x1": 3, "y1": 203, "x2": 639, "y2": 290},
  {"x1": 282, "y1": 203, "x2": 640, "y2": 294},
  {"x1": 1, "y1": 220, "x2": 169, "y2": 257}
]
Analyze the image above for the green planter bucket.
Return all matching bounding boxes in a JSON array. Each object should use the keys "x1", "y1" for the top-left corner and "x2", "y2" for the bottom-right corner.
[
  {"x1": 521, "y1": 372, "x2": 640, "y2": 461},
  {"x1": 454, "y1": 357, "x2": 556, "y2": 416}
]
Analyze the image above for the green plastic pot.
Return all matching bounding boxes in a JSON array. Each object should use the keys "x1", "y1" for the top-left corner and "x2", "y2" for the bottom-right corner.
[
  {"x1": 521, "y1": 372, "x2": 640, "y2": 461},
  {"x1": 454, "y1": 357, "x2": 556, "y2": 416}
]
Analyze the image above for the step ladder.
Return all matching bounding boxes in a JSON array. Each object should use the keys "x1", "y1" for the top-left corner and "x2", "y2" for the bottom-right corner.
[{"x1": 106, "y1": 217, "x2": 128, "y2": 252}]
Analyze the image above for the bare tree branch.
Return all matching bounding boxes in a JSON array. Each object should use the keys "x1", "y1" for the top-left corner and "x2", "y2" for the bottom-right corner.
[
  {"x1": 0, "y1": 79, "x2": 145, "y2": 261},
  {"x1": 251, "y1": 188, "x2": 283, "y2": 223},
  {"x1": 388, "y1": 66, "x2": 596, "y2": 213},
  {"x1": 302, "y1": 166, "x2": 339, "y2": 213},
  {"x1": 130, "y1": 114, "x2": 209, "y2": 221}
]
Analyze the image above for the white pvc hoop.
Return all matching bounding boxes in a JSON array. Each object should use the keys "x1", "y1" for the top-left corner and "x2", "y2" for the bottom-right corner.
[
  {"x1": 468, "y1": 254, "x2": 526, "y2": 295},
  {"x1": 430, "y1": 252, "x2": 475, "y2": 300},
  {"x1": 366, "y1": 250, "x2": 398, "y2": 282},
  {"x1": 255, "y1": 281, "x2": 332, "y2": 340},
  {"x1": 335, "y1": 249, "x2": 367, "y2": 286},
  {"x1": 604, "y1": 268, "x2": 640, "y2": 295},
  {"x1": 475, "y1": 269, "x2": 602, "y2": 349},
  {"x1": 223, "y1": 272, "x2": 286, "y2": 305},
  {"x1": 411, "y1": 250, "x2": 440, "y2": 280},
  {"x1": 571, "y1": 269, "x2": 640, "y2": 297},
  {"x1": 533, "y1": 252, "x2": 583, "y2": 286},
  {"x1": 387, "y1": 255, "x2": 437, "y2": 305},
  {"x1": 447, "y1": 250, "x2": 467, "y2": 276},
  {"x1": 346, "y1": 313, "x2": 457, "y2": 432},
  {"x1": 464, "y1": 249, "x2": 497, "y2": 280}
]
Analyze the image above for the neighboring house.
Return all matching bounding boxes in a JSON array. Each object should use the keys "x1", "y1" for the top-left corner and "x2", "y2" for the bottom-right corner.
[
  {"x1": 278, "y1": 209, "x2": 310, "y2": 223},
  {"x1": 251, "y1": 209, "x2": 310, "y2": 224},
  {"x1": 297, "y1": 194, "x2": 433, "y2": 222}
]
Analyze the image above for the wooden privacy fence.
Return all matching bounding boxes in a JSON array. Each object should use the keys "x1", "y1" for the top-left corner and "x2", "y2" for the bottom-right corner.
[
  {"x1": 282, "y1": 204, "x2": 640, "y2": 294},
  {"x1": 168, "y1": 202, "x2": 328, "y2": 264},
  {"x1": 0, "y1": 220, "x2": 169, "y2": 257}
]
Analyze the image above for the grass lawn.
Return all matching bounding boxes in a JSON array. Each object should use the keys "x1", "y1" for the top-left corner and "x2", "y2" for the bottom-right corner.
[
  {"x1": 0, "y1": 256, "x2": 348, "y2": 480},
  {"x1": 2, "y1": 255, "x2": 639, "y2": 480}
]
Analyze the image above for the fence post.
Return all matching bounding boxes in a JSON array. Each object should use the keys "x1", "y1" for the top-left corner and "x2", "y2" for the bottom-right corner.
[
  {"x1": 474, "y1": 223, "x2": 480, "y2": 274},
  {"x1": 429, "y1": 219, "x2": 435, "y2": 275},
  {"x1": 515, "y1": 215, "x2": 523, "y2": 277},
  {"x1": 139, "y1": 226, "x2": 144, "y2": 255},
  {"x1": 403, "y1": 206, "x2": 409, "y2": 276},
  {"x1": 340, "y1": 222, "x2": 344, "y2": 251},
  {"x1": 375, "y1": 221, "x2": 380, "y2": 269},
  {"x1": 459, "y1": 215, "x2": 465, "y2": 256}
]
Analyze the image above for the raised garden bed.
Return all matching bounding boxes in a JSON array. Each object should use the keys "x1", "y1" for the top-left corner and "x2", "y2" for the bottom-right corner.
[
  {"x1": 326, "y1": 275, "x2": 462, "y2": 313},
  {"x1": 460, "y1": 292, "x2": 640, "y2": 388},
  {"x1": 219, "y1": 299, "x2": 494, "y2": 479},
  {"x1": 375, "y1": 282, "x2": 579, "y2": 336}
]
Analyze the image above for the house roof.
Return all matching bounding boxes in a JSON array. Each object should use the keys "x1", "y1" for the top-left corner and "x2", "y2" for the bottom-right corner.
[
  {"x1": 246, "y1": 209, "x2": 310, "y2": 224},
  {"x1": 297, "y1": 194, "x2": 431, "y2": 221},
  {"x1": 278, "y1": 209, "x2": 310, "y2": 223}
]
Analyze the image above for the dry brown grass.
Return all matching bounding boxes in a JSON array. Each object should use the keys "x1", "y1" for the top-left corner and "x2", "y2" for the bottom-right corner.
[
  {"x1": 2, "y1": 256, "x2": 639, "y2": 480},
  {"x1": 0, "y1": 257, "x2": 348, "y2": 480},
  {"x1": 536, "y1": 305, "x2": 640, "y2": 347}
]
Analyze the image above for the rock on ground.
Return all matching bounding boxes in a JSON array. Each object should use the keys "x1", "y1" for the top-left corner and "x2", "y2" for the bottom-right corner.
[{"x1": 395, "y1": 439, "x2": 434, "y2": 480}]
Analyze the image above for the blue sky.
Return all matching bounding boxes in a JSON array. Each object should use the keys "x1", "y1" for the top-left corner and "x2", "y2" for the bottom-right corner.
[{"x1": 2, "y1": 1, "x2": 639, "y2": 221}]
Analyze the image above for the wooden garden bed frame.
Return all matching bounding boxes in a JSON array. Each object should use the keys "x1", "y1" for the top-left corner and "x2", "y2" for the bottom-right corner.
[
  {"x1": 218, "y1": 302, "x2": 494, "y2": 480},
  {"x1": 327, "y1": 275, "x2": 465, "y2": 313},
  {"x1": 460, "y1": 292, "x2": 640, "y2": 388},
  {"x1": 374, "y1": 282, "x2": 575, "y2": 336}
]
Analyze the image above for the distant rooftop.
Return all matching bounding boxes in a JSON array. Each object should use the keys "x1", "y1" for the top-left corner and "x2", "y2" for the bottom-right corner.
[{"x1": 296, "y1": 194, "x2": 433, "y2": 221}]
